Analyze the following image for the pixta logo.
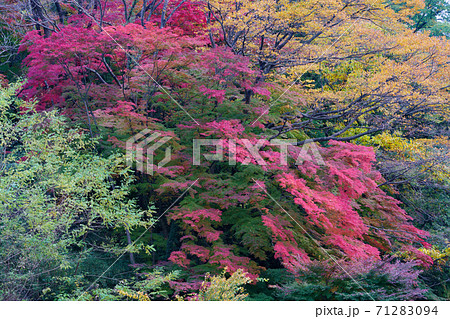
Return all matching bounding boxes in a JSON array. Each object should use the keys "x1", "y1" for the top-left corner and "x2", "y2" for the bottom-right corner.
[
  {"x1": 127, "y1": 130, "x2": 326, "y2": 175},
  {"x1": 126, "y1": 129, "x2": 172, "y2": 175}
]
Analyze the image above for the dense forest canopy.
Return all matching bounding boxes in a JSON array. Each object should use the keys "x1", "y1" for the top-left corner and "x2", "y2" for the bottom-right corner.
[{"x1": 0, "y1": 0, "x2": 450, "y2": 301}]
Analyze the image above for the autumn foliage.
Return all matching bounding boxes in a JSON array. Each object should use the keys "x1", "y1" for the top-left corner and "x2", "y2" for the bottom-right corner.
[{"x1": 2, "y1": 0, "x2": 449, "y2": 300}]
